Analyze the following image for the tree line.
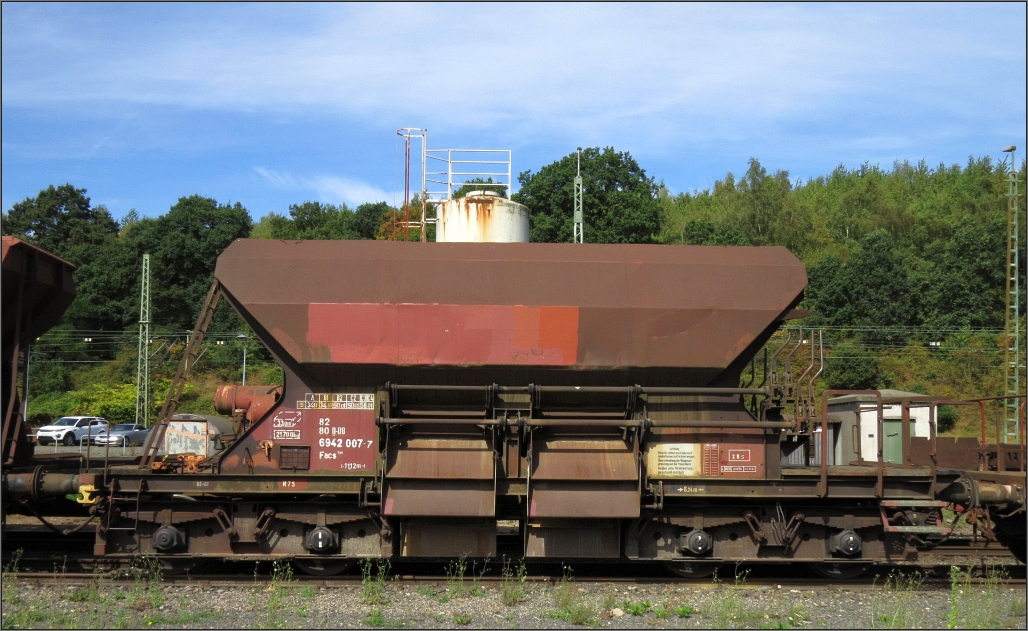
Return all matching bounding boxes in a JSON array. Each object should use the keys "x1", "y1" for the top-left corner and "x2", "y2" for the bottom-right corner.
[{"x1": 3, "y1": 150, "x2": 1025, "y2": 430}]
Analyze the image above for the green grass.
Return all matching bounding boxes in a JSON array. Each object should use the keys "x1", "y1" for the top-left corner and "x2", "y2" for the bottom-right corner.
[
  {"x1": 261, "y1": 559, "x2": 296, "y2": 628},
  {"x1": 621, "y1": 600, "x2": 652, "y2": 616},
  {"x1": 360, "y1": 559, "x2": 391, "y2": 606},
  {"x1": 944, "y1": 565, "x2": 1022, "y2": 630},
  {"x1": 699, "y1": 570, "x2": 809, "y2": 629},
  {"x1": 1, "y1": 553, "x2": 181, "y2": 630},
  {"x1": 444, "y1": 553, "x2": 488, "y2": 599},
  {"x1": 547, "y1": 602, "x2": 600, "y2": 627},
  {"x1": 500, "y1": 558, "x2": 527, "y2": 605},
  {"x1": 869, "y1": 571, "x2": 929, "y2": 629},
  {"x1": 145, "y1": 611, "x2": 214, "y2": 626},
  {"x1": 545, "y1": 565, "x2": 599, "y2": 627},
  {"x1": 365, "y1": 609, "x2": 386, "y2": 627},
  {"x1": 453, "y1": 613, "x2": 473, "y2": 625}
]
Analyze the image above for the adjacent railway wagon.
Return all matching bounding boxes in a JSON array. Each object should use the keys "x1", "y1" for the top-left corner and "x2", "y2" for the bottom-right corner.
[{"x1": 3, "y1": 238, "x2": 1025, "y2": 577}]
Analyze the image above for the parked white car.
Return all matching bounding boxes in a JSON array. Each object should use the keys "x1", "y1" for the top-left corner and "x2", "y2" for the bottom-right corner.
[{"x1": 35, "y1": 417, "x2": 108, "y2": 446}]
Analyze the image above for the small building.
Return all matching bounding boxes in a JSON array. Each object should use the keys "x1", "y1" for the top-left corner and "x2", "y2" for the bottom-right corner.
[{"x1": 827, "y1": 389, "x2": 937, "y2": 465}]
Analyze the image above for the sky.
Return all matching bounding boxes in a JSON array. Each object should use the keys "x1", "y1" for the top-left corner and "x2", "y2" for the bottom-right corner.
[{"x1": 2, "y1": 3, "x2": 1025, "y2": 222}]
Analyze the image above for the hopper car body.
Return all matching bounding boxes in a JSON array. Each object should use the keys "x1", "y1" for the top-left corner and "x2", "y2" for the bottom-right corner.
[{"x1": 3, "y1": 239, "x2": 1024, "y2": 575}]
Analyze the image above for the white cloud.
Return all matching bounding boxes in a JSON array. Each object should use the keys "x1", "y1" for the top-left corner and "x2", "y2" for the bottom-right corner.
[
  {"x1": 3, "y1": 3, "x2": 1023, "y2": 153},
  {"x1": 2, "y1": 1, "x2": 1023, "y2": 195},
  {"x1": 253, "y1": 167, "x2": 389, "y2": 207}
]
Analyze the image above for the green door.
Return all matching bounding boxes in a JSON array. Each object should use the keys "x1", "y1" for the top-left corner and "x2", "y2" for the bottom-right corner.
[{"x1": 883, "y1": 420, "x2": 902, "y2": 463}]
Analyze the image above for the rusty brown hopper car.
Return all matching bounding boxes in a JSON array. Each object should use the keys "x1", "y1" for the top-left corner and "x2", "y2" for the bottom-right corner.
[
  {"x1": 3, "y1": 239, "x2": 1024, "y2": 576},
  {"x1": 215, "y1": 240, "x2": 808, "y2": 385}
]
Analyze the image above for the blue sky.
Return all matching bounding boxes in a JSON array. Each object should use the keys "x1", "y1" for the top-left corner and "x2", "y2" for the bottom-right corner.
[{"x1": 2, "y1": 3, "x2": 1025, "y2": 222}]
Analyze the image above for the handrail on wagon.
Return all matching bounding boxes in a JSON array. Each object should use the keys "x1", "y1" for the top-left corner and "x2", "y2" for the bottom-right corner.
[
  {"x1": 821, "y1": 390, "x2": 884, "y2": 498},
  {"x1": 376, "y1": 416, "x2": 794, "y2": 430},
  {"x1": 389, "y1": 383, "x2": 767, "y2": 396}
]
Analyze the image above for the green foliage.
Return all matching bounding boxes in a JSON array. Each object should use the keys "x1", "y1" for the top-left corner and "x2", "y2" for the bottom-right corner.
[
  {"x1": 1, "y1": 185, "x2": 139, "y2": 331},
  {"x1": 919, "y1": 221, "x2": 1007, "y2": 329},
  {"x1": 30, "y1": 359, "x2": 70, "y2": 396},
  {"x1": 500, "y1": 557, "x2": 527, "y2": 605},
  {"x1": 26, "y1": 382, "x2": 137, "y2": 425},
  {"x1": 663, "y1": 157, "x2": 1026, "y2": 332},
  {"x1": 679, "y1": 219, "x2": 750, "y2": 245},
  {"x1": 251, "y1": 200, "x2": 391, "y2": 241},
  {"x1": 2, "y1": 184, "x2": 118, "y2": 260},
  {"x1": 377, "y1": 195, "x2": 427, "y2": 241},
  {"x1": 937, "y1": 405, "x2": 959, "y2": 433},
  {"x1": 807, "y1": 230, "x2": 912, "y2": 342},
  {"x1": 351, "y1": 202, "x2": 391, "y2": 239},
  {"x1": 130, "y1": 195, "x2": 252, "y2": 331},
  {"x1": 444, "y1": 553, "x2": 487, "y2": 598},
  {"x1": 514, "y1": 147, "x2": 661, "y2": 244},
  {"x1": 250, "y1": 212, "x2": 297, "y2": 240},
  {"x1": 621, "y1": 600, "x2": 652, "y2": 616},
  {"x1": 824, "y1": 343, "x2": 889, "y2": 390},
  {"x1": 452, "y1": 177, "x2": 507, "y2": 198},
  {"x1": 360, "y1": 558, "x2": 391, "y2": 606}
]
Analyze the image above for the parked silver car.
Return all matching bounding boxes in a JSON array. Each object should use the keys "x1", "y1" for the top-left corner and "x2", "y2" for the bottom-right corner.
[
  {"x1": 34, "y1": 417, "x2": 108, "y2": 446},
  {"x1": 93, "y1": 423, "x2": 150, "y2": 447}
]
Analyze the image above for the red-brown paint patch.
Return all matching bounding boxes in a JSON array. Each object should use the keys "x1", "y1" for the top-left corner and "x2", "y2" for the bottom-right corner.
[{"x1": 306, "y1": 303, "x2": 579, "y2": 366}]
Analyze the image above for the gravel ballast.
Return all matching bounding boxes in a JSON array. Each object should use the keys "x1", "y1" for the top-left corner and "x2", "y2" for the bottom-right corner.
[{"x1": 3, "y1": 570, "x2": 1025, "y2": 629}]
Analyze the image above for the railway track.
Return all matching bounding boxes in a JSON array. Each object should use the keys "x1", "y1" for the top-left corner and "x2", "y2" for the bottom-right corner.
[
  {"x1": 9, "y1": 570, "x2": 1025, "y2": 590},
  {"x1": 4, "y1": 528, "x2": 1023, "y2": 587}
]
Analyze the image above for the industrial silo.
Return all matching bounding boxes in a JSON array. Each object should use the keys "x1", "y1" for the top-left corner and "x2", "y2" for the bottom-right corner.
[{"x1": 435, "y1": 190, "x2": 530, "y2": 242}]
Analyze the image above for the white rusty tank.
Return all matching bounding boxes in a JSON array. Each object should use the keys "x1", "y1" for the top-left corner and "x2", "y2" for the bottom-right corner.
[{"x1": 436, "y1": 190, "x2": 530, "y2": 242}]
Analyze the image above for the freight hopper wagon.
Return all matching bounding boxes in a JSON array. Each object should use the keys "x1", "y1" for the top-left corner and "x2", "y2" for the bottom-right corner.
[{"x1": 5, "y1": 240, "x2": 1024, "y2": 577}]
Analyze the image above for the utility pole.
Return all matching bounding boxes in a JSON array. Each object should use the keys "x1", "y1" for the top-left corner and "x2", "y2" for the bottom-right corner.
[
  {"x1": 396, "y1": 128, "x2": 429, "y2": 242},
  {"x1": 573, "y1": 147, "x2": 584, "y2": 243},
  {"x1": 135, "y1": 253, "x2": 151, "y2": 426},
  {"x1": 1002, "y1": 145, "x2": 1023, "y2": 443}
]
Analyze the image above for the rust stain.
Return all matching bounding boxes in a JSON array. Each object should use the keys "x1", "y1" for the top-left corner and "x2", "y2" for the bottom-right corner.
[{"x1": 306, "y1": 303, "x2": 579, "y2": 366}]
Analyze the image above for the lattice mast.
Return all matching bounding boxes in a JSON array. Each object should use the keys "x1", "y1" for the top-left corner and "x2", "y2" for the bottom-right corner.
[
  {"x1": 573, "y1": 147, "x2": 584, "y2": 244},
  {"x1": 135, "y1": 253, "x2": 151, "y2": 426},
  {"x1": 1002, "y1": 145, "x2": 1023, "y2": 443}
]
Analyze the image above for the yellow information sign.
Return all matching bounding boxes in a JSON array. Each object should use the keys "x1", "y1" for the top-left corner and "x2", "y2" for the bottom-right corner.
[{"x1": 645, "y1": 443, "x2": 701, "y2": 478}]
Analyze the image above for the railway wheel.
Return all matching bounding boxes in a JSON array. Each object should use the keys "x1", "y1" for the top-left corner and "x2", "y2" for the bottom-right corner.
[
  {"x1": 808, "y1": 562, "x2": 868, "y2": 580},
  {"x1": 293, "y1": 558, "x2": 355, "y2": 576},
  {"x1": 662, "y1": 561, "x2": 721, "y2": 579},
  {"x1": 63, "y1": 433, "x2": 76, "y2": 446}
]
